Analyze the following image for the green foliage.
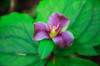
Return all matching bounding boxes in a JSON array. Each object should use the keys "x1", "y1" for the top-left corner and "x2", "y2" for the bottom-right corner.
[
  {"x1": 39, "y1": 39, "x2": 55, "y2": 59},
  {"x1": 47, "y1": 57, "x2": 98, "y2": 66},
  {"x1": 0, "y1": 0, "x2": 100, "y2": 65},
  {"x1": 0, "y1": 13, "x2": 46, "y2": 65},
  {"x1": 53, "y1": 44, "x2": 97, "y2": 56},
  {"x1": 37, "y1": 0, "x2": 100, "y2": 56}
]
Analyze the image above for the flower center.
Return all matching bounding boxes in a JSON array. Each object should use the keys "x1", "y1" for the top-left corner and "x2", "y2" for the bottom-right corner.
[{"x1": 49, "y1": 25, "x2": 61, "y2": 37}]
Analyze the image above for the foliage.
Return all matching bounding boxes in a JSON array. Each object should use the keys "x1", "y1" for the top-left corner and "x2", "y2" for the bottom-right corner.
[
  {"x1": 39, "y1": 39, "x2": 55, "y2": 59},
  {"x1": 47, "y1": 57, "x2": 97, "y2": 66},
  {"x1": 0, "y1": 0, "x2": 100, "y2": 65},
  {"x1": 37, "y1": 0, "x2": 100, "y2": 56},
  {"x1": 0, "y1": 13, "x2": 46, "y2": 65}
]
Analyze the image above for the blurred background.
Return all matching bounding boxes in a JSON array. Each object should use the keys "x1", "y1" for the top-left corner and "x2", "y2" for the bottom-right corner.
[
  {"x1": 0, "y1": 0, "x2": 100, "y2": 65},
  {"x1": 0, "y1": 0, "x2": 40, "y2": 17}
]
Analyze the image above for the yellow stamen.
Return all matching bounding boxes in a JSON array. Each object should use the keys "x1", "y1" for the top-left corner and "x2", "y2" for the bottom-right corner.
[
  {"x1": 56, "y1": 28, "x2": 61, "y2": 36},
  {"x1": 53, "y1": 26, "x2": 56, "y2": 29},
  {"x1": 49, "y1": 25, "x2": 53, "y2": 36},
  {"x1": 48, "y1": 25, "x2": 61, "y2": 37},
  {"x1": 49, "y1": 25, "x2": 52, "y2": 31}
]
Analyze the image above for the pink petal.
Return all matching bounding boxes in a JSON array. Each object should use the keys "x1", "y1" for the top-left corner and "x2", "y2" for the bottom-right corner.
[
  {"x1": 34, "y1": 22, "x2": 50, "y2": 33},
  {"x1": 33, "y1": 31, "x2": 49, "y2": 41},
  {"x1": 52, "y1": 31, "x2": 74, "y2": 48},
  {"x1": 47, "y1": 13, "x2": 69, "y2": 29},
  {"x1": 61, "y1": 31, "x2": 74, "y2": 47},
  {"x1": 52, "y1": 36, "x2": 65, "y2": 48},
  {"x1": 33, "y1": 22, "x2": 50, "y2": 41}
]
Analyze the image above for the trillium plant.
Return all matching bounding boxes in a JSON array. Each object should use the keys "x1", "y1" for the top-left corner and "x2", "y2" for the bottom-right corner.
[
  {"x1": 0, "y1": 0, "x2": 99, "y2": 65},
  {"x1": 33, "y1": 13, "x2": 74, "y2": 59}
]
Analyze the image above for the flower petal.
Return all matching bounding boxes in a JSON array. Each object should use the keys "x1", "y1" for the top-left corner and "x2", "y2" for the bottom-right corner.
[
  {"x1": 47, "y1": 13, "x2": 69, "y2": 29},
  {"x1": 34, "y1": 22, "x2": 50, "y2": 33},
  {"x1": 61, "y1": 31, "x2": 74, "y2": 47},
  {"x1": 33, "y1": 31, "x2": 49, "y2": 41},
  {"x1": 52, "y1": 36, "x2": 65, "y2": 48},
  {"x1": 33, "y1": 22, "x2": 50, "y2": 41},
  {"x1": 52, "y1": 31, "x2": 74, "y2": 48}
]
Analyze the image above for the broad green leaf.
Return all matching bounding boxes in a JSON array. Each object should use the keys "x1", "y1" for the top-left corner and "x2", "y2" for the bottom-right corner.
[
  {"x1": 0, "y1": 12, "x2": 37, "y2": 54},
  {"x1": 0, "y1": 12, "x2": 46, "y2": 65},
  {"x1": 54, "y1": 44, "x2": 97, "y2": 56},
  {"x1": 0, "y1": 54, "x2": 40, "y2": 65},
  {"x1": 53, "y1": 46, "x2": 76, "y2": 56},
  {"x1": 37, "y1": 0, "x2": 100, "y2": 56},
  {"x1": 75, "y1": 44, "x2": 97, "y2": 56},
  {"x1": 47, "y1": 57, "x2": 98, "y2": 66},
  {"x1": 39, "y1": 39, "x2": 55, "y2": 59}
]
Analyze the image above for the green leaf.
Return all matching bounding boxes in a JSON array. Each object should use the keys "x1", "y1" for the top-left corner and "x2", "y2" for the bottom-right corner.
[
  {"x1": 53, "y1": 46, "x2": 76, "y2": 56},
  {"x1": 39, "y1": 39, "x2": 55, "y2": 59},
  {"x1": 75, "y1": 44, "x2": 97, "y2": 56},
  {"x1": 0, "y1": 12, "x2": 46, "y2": 65},
  {"x1": 0, "y1": 54, "x2": 40, "y2": 65},
  {"x1": 37, "y1": 0, "x2": 100, "y2": 56},
  {"x1": 54, "y1": 44, "x2": 97, "y2": 56},
  {"x1": 47, "y1": 57, "x2": 98, "y2": 66}
]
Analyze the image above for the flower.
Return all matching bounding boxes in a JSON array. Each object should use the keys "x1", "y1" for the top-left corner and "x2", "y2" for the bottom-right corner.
[{"x1": 33, "y1": 13, "x2": 74, "y2": 48}]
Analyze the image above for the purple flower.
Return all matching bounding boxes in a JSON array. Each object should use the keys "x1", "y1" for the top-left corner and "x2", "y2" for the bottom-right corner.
[{"x1": 33, "y1": 13, "x2": 74, "y2": 48}]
